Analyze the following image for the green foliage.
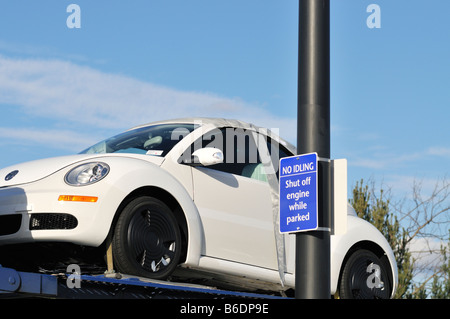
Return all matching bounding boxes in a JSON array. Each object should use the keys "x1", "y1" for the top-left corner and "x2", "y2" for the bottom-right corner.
[{"x1": 430, "y1": 232, "x2": 450, "y2": 299}]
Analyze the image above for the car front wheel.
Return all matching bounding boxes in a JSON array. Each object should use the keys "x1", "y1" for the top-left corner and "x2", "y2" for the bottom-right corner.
[
  {"x1": 112, "y1": 196, "x2": 182, "y2": 280},
  {"x1": 339, "y1": 249, "x2": 391, "y2": 299}
]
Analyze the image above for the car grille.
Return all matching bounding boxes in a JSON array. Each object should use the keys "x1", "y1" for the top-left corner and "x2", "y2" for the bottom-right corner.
[
  {"x1": 0, "y1": 214, "x2": 22, "y2": 236},
  {"x1": 29, "y1": 213, "x2": 78, "y2": 230}
]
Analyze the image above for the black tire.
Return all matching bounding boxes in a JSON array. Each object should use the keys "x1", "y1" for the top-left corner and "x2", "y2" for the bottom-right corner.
[
  {"x1": 112, "y1": 196, "x2": 182, "y2": 280},
  {"x1": 339, "y1": 249, "x2": 391, "y2": 299}
]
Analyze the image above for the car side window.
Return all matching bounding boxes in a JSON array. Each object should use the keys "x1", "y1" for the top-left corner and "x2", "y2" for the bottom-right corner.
[{"x1": 183, "y1": 127, "x2": 266, "y2": 180}]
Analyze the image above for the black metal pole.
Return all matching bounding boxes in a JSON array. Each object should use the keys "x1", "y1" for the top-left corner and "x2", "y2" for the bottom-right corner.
[{"x1": 296, "y1": 0, "x2": 331, "y2": 299}]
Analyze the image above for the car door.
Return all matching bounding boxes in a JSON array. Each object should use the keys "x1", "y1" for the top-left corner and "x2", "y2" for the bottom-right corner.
[{"x1": 190, "y1": 127, "x2": 279, "y2": 270}]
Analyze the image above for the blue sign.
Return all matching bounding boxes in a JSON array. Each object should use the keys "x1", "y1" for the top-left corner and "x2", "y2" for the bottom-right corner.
[{"x1": 279, "y1": 153, "x2": 318, "y2": 233}]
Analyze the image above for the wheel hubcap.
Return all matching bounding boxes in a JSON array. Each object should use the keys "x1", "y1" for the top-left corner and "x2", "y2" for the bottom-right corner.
[
  {"x1": 350, "y1": 257, "x2": 388, "y2": 299},
  {"x1": 127, "y1": 208, "x2": 177, "y2": 273}
]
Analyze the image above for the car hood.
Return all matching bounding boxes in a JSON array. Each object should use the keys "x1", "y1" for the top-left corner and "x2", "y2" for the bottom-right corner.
[{"x1": 0, "y1": 154, "x2": 163, "y2": 187}]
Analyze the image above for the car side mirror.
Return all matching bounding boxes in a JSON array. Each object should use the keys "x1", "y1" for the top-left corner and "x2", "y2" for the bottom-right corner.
[{"x1": 184, "y1": 147, "x2": 224, "y2": 166}]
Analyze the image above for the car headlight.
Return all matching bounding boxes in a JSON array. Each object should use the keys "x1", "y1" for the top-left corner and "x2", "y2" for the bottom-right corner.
[{"x1": 65, "y1": 162, "x2": 110, "y2": 186}]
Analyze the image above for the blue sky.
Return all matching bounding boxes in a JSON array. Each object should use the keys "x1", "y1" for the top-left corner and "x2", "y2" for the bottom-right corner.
[{"x1": 0, "y1": 0, "x2": 449, "y2": 202}]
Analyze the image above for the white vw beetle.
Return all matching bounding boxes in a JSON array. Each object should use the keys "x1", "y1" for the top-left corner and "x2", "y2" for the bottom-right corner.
[{"x1": 0, "y1": 118, "x2": 397, "y2": 298}]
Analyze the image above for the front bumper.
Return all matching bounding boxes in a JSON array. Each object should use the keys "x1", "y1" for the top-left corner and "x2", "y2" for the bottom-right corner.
[{"x1": 0, "y1": 170, "x2": 118, "y2": 247}]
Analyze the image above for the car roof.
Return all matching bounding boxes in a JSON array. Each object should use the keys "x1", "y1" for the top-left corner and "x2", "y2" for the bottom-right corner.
[
  {"x1": 131, "y1": 117, "x2": 257, "y2": 131},
  {"x1": 130, "y1": 117, "x2": 297, "y2": 154}
]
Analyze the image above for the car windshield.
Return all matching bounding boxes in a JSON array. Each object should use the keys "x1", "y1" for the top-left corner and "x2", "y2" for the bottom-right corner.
[{"x1": 79, "y1": 123, "x2": 197, "y2": 156}]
